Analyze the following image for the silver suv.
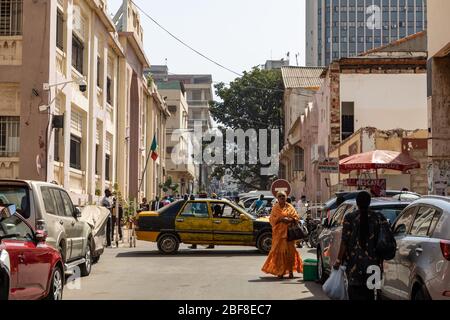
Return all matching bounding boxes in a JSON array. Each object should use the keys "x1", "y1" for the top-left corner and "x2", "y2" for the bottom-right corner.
[
  {"x1": 382, "y1": 196, "x2": 450, "y2": 300},
  {"x1": 0, "y1": 180, "x2": 94, "y2": 277}
]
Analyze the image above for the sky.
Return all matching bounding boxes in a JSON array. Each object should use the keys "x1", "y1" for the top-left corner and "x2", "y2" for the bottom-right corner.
[{"x1": 108, "y1": 0, "x2": 306, "y2": 87}]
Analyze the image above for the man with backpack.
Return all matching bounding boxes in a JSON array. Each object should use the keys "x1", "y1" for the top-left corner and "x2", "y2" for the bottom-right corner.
[{"x1": 333, "y1": 191, "x2": 396, "y2": 300}]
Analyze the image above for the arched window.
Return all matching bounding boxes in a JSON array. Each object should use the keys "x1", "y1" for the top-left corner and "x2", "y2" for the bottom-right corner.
[{"x1": 294, "y1": 147, "x2": 305, "y2": 172}]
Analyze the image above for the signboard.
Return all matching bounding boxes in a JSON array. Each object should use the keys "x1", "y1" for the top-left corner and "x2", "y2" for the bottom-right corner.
[
  {"x1": 271, "y1": 179, "x2": 292, "y2": 197},
  {"x1": 344, "y1": 179, "x2": 387, "y2": 197},
  {"x1": 318, "y1": 158, "x2": 340, "y2": 174}
]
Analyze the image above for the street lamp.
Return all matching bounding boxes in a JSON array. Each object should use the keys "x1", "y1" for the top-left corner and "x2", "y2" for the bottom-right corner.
[{"x1": 40, "y1": 75, "x2": 87, "y2": 182}]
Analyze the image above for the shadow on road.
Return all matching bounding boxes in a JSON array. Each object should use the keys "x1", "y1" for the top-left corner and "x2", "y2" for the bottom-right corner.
[
  {"x1": 116, "y1": 249, "x2": 267, "y2": 258},
  {"x1": 248, "y1": 277, "x2": 287, "y2": 283}
]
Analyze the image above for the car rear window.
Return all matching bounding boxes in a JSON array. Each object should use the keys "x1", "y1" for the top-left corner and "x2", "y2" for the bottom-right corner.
[
  {"x1": 0, "y1": 186, "x2": 30, "y2": 219},
  {"x1": 157, "y1": 200, "x2": 185, "y2": 217},
  {"x1": 377, "y1": 207, "x2": 406, "y2": 225}
]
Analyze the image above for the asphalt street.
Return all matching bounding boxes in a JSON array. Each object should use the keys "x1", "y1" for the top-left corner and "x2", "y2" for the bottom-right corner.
[{"x1": 64, "y1": 240, "x2": 328, "y2": 300}]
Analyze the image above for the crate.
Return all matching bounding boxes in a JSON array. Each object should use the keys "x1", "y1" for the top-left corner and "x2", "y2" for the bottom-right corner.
[{"x1": 303, "y1": 259, "x2": 318, "y2": 282}]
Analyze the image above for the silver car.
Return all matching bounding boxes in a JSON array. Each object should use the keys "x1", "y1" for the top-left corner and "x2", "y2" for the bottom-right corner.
[
  {"x1": 382, "y1": 196, "x2": 450, "y2": 300},
  {"x1": 0, "y1": 180, "x2": 95, "y2": 277}
]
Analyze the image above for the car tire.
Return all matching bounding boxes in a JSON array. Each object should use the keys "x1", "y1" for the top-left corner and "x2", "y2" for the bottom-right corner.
[
  {"x1": 79, "y1": 239, "x2": 93, "y2": 277},
  {"x1": 157, "y1": 234, "x2": 180, "y2": 254},
  {"x1": 257, "y1": 232, "x2": 272, "y2": 254},
  {"x1": 412, "y1": 284, "x2": 431, "y2": 301},
  {"x1": 44, "y1": 266, "x2": 64, "y2": 301},
  {"x1": 317, "y1": 248, "x2": 327, "y2": 284},
  {"x1": 0, "y1": 271, "x2": 9, "y2": 301}
]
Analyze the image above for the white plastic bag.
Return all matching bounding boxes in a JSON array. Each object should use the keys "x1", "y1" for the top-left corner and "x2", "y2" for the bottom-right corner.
[{"x1": 322, "y1": 266, "x2": 349, "y2": 300}]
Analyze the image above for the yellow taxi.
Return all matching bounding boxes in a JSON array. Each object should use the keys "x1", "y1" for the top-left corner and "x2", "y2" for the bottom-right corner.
[{"x1": 135, "y1": 198, "x2": 272, "y2": 254}]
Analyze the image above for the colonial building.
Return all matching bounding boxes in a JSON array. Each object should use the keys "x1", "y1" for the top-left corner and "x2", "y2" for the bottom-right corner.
[{"x1": 427, "y1": 0, "x2": 450, "y2": 196}]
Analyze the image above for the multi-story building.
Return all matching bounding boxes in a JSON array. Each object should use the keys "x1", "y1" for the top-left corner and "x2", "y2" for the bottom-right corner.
[
  {"x1": 151, "y1": 66, "x2": 213, "y2": 192},
  {"x1": 306, "y1": 0, "x2": 427, "y2": 66},
  {"x1": 156, "y1": 80, "x2": 196, "y2": 195},
  {"x1": 0, "y1": 0, "x2": 169, "y2": 205},
  {"x1": 427, "y1": 0, "x2": 450, "y2": 197},
  {"x1": 0, "y1": 0, "x2": 125, "y2": 205}
]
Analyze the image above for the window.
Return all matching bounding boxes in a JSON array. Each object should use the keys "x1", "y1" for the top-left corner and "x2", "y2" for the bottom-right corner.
[
  {"x1": 72, "y1": 33, "x2": 84, "y2": 74},
  {"x1": 54, "y1": 128, "x2": 62, "y2": 162},
  {"x1": 0, "y1": 116, "x2": 20, "y2": 157},
  {"x1": 106, "y1": 77, "x2": 112, "y2": 105},
  {"x1": 180, "y1": 202, "x2": 209, "y2": 218},
  {"x1": 331, "y1": 205, "x2": 350, "y2": 227},
  {"x1": 210, "y1": 203, "x2": 240, "y2": 219},
  {"x1": 294, "y1": 147, "x2": 305, "y2": 171},
  {"x1": 95, "y1": 144, "x2": 99, "y2": 175},
  {"x1": 105, "y1": 154, "x2": 111, "y2": 181},
  {"x1": 70, "y1": 135, "x2": 81, "y2": 170},
  {"x1": 192, "y1": 90, "x2": 202, "y2": 101},
  {"x1": 97, "y1": 56, "x2": 101, "y2": 87},
  {"x1": 50, "y1": 188, "x2": 65, "y2": 217},
  {"x1": 393, "y1": 207, "x2": 417, "y2": 235},
  {"x1": 0, "y1": 186, "x2": 29, "y2": 218},
  {"x1": 166, "y1": 147, "x2": 174, "y2": 155},
  {"x1": 0, "y1": 0, "x2": 23, "y2": 36},
  {"x1": 41, "y1": 187, "x2": 57, "y2": 216},
  {"x1": 341, "y1": 102, "x2": 355, "y2": 140},
  {"x1": 56, "y1": 9, "x2": 64, "y2": 50},
  {"x1": 59, "y1": 190, "x2": 74, "y2": 218},
  {"x1": 378, "y1": 207, "x2": 405, "y2": 225},
  {"x1": 168, "y1": 105, "x2": 177, "y2": 113},
  {"x1": 410, "y1": 207, "x2": 438, "y2": 237},
  {"x1": 0, "y1": 215, "x2": 33, "y2": 242}
]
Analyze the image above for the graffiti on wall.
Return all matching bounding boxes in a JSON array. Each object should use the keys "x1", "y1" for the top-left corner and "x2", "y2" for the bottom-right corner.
[{"x1": 428, "y1": 160, "x2": 450, "y2": 196}]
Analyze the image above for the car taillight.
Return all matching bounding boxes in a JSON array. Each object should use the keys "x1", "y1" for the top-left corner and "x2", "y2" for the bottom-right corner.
[{"x1": 441, "y1": 241, "x2": 450, "y2": 261}]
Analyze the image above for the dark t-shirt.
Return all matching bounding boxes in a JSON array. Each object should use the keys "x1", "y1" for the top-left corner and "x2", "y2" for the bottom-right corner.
[{"x1": 341, "y1": 209, "x2": 388, "y2": 286}]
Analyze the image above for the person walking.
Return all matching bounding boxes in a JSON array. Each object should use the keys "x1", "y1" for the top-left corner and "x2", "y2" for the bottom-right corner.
[
  {"x1": 262, "y1": 191, "x2": 303, "y2": 279},
  {"x1": 111, "y1": 198, "x2": 123, "y2": 242},
  {"x1": 140, "y1": 198, "x2": 149, "y2": 211},
  {"x1": 101, "y1": 189, "x2": 113, "y2": 247},
  {"x1": 333, "y1": 191, "x2": 389, "y2": 300},
  {"x1": 151, "y1": 196, "x2": 160, "y2": 211}
]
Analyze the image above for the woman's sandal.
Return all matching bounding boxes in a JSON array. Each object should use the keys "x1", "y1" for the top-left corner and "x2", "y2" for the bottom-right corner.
[{"x1": 289, "y1": 273, "x2": 294, "y2": 279}]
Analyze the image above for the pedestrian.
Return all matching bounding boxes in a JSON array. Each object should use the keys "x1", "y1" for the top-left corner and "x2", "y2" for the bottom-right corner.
[
  {"x1": 140, "y1": 197, "x2": 149, "y2": 211},
  {"x1": 333, "y1": 191, "x2": 389, "y2": 300},
  {"x1": 254, "y1": 195, "x2": 265, "y2": 211},
  {"x1": 262, "y1": 191, "x2": 303, "y2": 279},
  {"x1": 151, "y1": 196, "x2": 160, "y2": 211},
  {"x1": 184, "y1": 194, "x2": 189, "y2": 201},
  {"x1": 112, "y1": 198, "x2": 123, "y2": 242},
  {"x1": 101, "y1": 189, "x2": 113, "y2": 247}
]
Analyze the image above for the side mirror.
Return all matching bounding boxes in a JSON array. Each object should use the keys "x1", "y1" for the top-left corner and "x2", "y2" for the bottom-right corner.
[
  {"x1": 35, "y1": 230, "x2": 48, "y2": 243},
  {"x1": 73, "y1": 207, "x2": 82, "y2": 219}
]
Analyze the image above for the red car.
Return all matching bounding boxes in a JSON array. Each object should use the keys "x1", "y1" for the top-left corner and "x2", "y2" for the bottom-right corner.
[{"x1": 0, "y1": 208, "x2": 64, "y2": 300}]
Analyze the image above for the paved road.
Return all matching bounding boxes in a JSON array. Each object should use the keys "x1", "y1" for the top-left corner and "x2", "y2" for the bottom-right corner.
[{"x1": 64, "y1": 240, "x2": 328, "y2": 300}]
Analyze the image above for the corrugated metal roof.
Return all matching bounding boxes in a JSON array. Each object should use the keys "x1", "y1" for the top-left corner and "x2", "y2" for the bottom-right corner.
[{"x1": 281, "y1": 66, "x2": 326, "y2": 89}]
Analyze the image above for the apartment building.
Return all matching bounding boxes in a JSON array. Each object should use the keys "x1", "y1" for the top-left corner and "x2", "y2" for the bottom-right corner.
[
  {"x1": 427, "y1": 0, "x2": 450, "y2": 196},
  {"x1": 306, "y1": 0, "x2": 427, "y2": 66},
  {"x1": 156, "y1": 80, "x2": 195, "y2": 195}
]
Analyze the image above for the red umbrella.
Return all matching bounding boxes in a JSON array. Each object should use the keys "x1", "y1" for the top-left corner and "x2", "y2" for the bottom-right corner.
[{"x1": 339, "y1": 150, "x2": 421, "y2": 174}]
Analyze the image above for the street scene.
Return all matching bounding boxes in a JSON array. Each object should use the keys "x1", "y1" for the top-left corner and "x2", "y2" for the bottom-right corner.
[{"x1": 0, "y1": 0, "x2": 450, "y2": 303}]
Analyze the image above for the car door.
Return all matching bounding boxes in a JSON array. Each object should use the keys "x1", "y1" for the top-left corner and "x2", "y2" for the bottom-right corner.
[
  {"x1": 50, "y1": 188, "x2": 75, "y2": 261},
  {"x1": 383, "y1": 206, "x2": 418, "y2": 300},
  {"x1": 321, "y1": 204, "x2": 349, "y2": 270},
  {"x1": 210, "y1": 202, "x2": 253, "y2": 245},
  {"x1": 175, "y1": 201, "x2": 213, "y2": 243},
  {"x1": 2, "y1": 215, "x2": 50, "y2": 300},
  {"x1": 59, "y1": 190, "x2": 84, "y2": 259}
]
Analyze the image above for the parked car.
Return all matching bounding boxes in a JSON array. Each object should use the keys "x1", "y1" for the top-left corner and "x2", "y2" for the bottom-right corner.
[
  {"x1": 135, "y1": 198, "x2": 273, "y2": 254},
  {"x1": 382, "y1": 196, "x2": 450, "y2": 300},
  {"x1": 0, "y1": 208, "x2": 64, "y2": 300},
  {"x1": 320, "y1": 190, "x2": 421, "y2": 223},
  {"x1": 0, "y1": 180, "x2": 97, "y2": 277},
  {"x1": 243, "y1": 196, "x2": 275, "y2": 210},
  {"x1": 317, "y1": 198, "x2": 412, "y2": 283}
]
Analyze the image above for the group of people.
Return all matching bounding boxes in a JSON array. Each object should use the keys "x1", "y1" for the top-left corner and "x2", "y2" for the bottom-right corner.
[{"x1": 261, "y1": 190, "x2": 389, "y2": 301}]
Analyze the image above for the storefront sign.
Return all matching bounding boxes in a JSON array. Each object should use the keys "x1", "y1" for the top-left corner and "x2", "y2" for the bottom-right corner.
[{"x1": 318, "y1": 158, "x2": 340, "y2": 173}]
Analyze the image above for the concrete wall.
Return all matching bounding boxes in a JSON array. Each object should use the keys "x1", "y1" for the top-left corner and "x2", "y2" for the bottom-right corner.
[
  {"x1": 340, "y1": 73, "x2": 428, "y2": 131},
  {"x1": 428, "y1": 0, "x2": 450, "y2": 59}
]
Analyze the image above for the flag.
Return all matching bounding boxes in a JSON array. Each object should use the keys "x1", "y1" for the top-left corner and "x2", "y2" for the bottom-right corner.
[{"x1": 150, "y1": 135, "x2": 158, "y2": 161}]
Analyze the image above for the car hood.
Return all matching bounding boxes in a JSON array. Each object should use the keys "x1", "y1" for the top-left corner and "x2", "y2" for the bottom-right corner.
[
  {"x1": 138, "y1": 211, "x2": 160, "y2": 218},
  {"x1": 255, "y1": 217, "x2": 270, "y2": 223}
]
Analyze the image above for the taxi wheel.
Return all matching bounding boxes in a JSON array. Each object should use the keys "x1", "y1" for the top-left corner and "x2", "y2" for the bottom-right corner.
[
  {"x1": 157, "y1": 234, "x2": 180, "y2": 254},
  {"x1": 257, "y1": 232, "x2": 272, "y2": 254}
]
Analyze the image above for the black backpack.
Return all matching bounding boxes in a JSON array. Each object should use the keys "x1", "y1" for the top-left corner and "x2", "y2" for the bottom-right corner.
[{"x1": 375, "y1": 214, "x2": 397, "y2": 261}]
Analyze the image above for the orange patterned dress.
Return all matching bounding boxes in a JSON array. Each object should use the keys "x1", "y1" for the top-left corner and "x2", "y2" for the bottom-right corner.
[{"x1": 262, "y1": 203, "x2": 303, "y2": 276}]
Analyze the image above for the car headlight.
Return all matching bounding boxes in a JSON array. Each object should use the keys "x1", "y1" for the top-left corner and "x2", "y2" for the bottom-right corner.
[{"x1": 0, "y1": 249, "x2": 10, "y2": 274}]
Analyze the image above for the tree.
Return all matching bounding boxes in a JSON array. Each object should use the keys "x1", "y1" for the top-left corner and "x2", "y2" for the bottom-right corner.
[
  {"x1": 209, "y1": 67, "x2": 284, "y2": 190},
  {"x1": 159, "y1": 176, "x2": 179, "y2": 195}
]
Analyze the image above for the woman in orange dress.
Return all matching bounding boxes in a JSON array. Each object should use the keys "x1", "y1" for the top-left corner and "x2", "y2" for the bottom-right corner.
[{"x1": 262, "y1": 191, "x2": 303, "y2": 279}]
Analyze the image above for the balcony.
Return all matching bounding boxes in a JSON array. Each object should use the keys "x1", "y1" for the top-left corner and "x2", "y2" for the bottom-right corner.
[{"x1": 187, "y1": 100, "x2": 210, "y2": 108}]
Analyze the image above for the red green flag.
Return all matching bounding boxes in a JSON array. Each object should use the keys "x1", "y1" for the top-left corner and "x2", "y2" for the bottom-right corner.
[{"x1": 150, "y1": 135, "x2": 158, "y2": 161}]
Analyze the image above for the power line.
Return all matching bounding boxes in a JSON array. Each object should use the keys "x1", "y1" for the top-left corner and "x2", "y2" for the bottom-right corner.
[{"x1": 130, "y1": 0, "x2": 243, "y2": 77}]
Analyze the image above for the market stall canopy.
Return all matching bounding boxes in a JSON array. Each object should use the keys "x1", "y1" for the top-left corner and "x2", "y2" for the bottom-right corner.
[{"x1": 339, "y1": 150, "x2": 421, "y2": 174}]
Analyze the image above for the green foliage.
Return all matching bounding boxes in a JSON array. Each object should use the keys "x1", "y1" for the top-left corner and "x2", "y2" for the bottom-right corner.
[
  {"x1": 209, "y1": 67, "x2": 284, "y2": 190},
  {"x1": 159, "y1": 176, "x2": 179, "y2": 195}
]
